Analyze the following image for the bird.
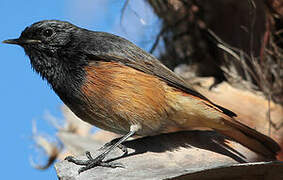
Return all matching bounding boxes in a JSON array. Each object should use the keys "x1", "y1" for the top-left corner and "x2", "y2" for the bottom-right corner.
[{"x1": 3, "y1": 20, "x2": 280, "y2": 173}]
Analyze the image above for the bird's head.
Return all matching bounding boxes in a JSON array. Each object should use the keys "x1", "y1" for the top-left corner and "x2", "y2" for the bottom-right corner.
[
  {"x1": 3, "y1": 20, "x2": 77, "y2": 57},
  {"x1": 3, "y1": 20, "x2": 88, "y2": 86},
  {"x1": 2, "y1": 19, "x2": 142, "y2": 90}
]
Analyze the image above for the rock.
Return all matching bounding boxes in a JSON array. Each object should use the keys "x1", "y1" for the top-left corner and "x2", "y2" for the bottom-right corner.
[{"x1": 55, "y1": 131, "x2": 283, "y2": 180}]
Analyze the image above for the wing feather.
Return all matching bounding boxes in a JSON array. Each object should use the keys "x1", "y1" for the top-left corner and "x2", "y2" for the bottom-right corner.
[{"x1": 83, "y1": 31, "x2": 236, "y2": 117}]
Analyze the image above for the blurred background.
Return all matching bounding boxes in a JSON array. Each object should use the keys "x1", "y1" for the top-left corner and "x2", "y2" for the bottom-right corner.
[
  {"x1": 0, "y1": 0, "x2": 160, "y2": 179},
  {"x1": 1, "y1": 0, "x2": 282, "y2": 179}
]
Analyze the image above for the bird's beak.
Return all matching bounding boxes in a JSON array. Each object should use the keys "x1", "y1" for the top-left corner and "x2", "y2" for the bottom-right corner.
[
  {"x1": 2, "y1": 38, "x2": 41, "y2": 45},
  {"x1": 2, "y1": 38, "x2": 20, "y2": 45}
]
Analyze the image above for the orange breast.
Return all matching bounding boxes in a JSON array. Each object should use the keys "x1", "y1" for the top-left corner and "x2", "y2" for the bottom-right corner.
[
  {"x1": 79, "y1": 61, "x2": 224, "y2": 136},
  {"x1": 80, "y1": 61, "x2": 172, "y2": 135}
]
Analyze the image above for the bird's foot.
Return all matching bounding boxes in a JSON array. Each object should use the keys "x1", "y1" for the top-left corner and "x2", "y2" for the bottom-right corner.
[{"x1": 65, "y1": 151, "x2": 124, "y2": 174}]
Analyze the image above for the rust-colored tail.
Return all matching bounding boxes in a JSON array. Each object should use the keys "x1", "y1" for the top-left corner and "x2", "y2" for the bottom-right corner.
[{"x1": 215, "y1": 117, "x2": 281, "y2": 158}]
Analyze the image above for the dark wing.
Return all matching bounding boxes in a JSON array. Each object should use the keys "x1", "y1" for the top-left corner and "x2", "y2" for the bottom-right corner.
[{"x1": 83, "y1": 31, "x2": 236, "y2": 117}]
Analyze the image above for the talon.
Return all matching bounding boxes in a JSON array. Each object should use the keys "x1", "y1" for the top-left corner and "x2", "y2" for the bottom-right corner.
[
  {"x1": 65, "y1": 155, "x2": 91, "y2": 166},
  {"x1": 65, "y1": 129, "x2": 136, "y2": 173},
  {"x1": 65, "y1": 156, "x2": 79, "y2": 163},
  {"x1": 65, "y1": 151, "x2": 124, "y2": 173},
  {"x1": 77, "y1": 156, "x2": 125, "y2": 174},
  {"x1": 64, "y1": 156, "x2": 73, "y2": 161}
]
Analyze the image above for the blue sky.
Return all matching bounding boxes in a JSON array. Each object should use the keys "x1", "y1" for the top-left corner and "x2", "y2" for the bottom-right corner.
[{"x1": 0, "y1": 0, "x2": 159, "y2": 179}]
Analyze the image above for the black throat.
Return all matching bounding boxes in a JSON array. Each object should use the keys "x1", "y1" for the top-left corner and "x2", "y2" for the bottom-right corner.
[{"x1": 25, "y1": 46, "x2": 88, "y2": 106}]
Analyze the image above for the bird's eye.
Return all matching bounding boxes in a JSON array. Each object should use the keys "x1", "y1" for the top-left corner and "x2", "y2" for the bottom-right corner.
[{"x1": 43, "y1": 29, "x2": 53, "y2": 37}]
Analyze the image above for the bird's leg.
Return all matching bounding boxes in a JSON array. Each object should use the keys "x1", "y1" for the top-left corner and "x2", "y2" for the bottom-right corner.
[
  {"x1": 65, "y1": 125, "x2": 140, "y2": 174},
  {"x1": 99, "y1": 137, "x2": 128, "y2": 155}
]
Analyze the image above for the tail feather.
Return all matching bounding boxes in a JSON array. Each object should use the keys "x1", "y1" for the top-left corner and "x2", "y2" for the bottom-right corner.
[{"x1": 216, "y1": 117, "x2": 281, "y2": 158}]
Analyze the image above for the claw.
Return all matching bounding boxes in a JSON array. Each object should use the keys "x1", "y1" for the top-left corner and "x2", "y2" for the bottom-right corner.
[
  {"x1": 65, "y1": 129, "x2": 136, "y2": 173},
  {"x1": 65, "y1": 152, "x2": 124, "y2": 174},
  {"x1": 65, "y1": 156, "x2": 91, "y2": 165},
  {"x1": 78, "y1": 161, "x2": 124, "y2": 174}
]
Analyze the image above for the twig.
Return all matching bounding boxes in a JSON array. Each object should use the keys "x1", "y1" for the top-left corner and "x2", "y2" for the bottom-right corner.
[{"x1": 206, "y1": 29, "x2": 260, "y2": 86}]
